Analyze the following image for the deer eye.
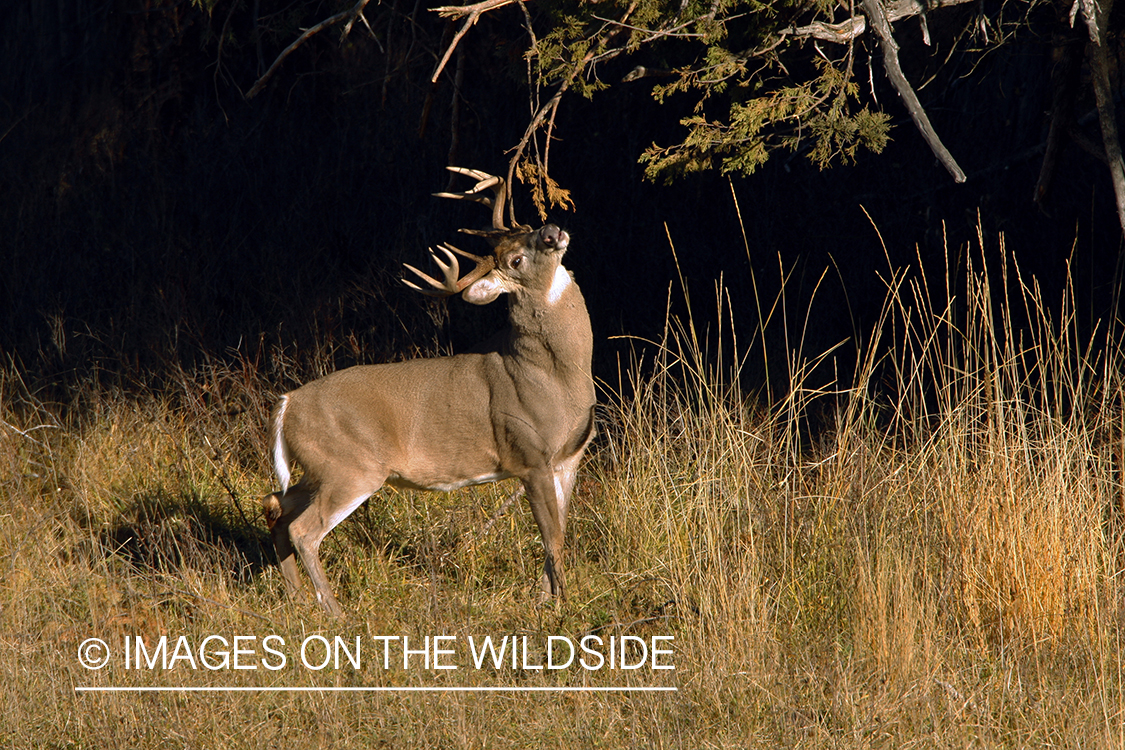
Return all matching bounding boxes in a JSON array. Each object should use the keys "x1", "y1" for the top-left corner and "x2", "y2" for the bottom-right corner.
[{"x1": 510, "y1": 256, "x2": 523, "y2": 269}]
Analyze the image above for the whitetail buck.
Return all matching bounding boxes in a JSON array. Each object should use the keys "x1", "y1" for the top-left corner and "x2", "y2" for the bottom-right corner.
[{"x1": 262, "y1": 168, "x2": 595, "y2": 616}]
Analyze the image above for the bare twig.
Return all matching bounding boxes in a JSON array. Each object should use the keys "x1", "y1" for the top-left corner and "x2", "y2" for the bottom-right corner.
[
  {"x1": 163, "y1": 586, "x2": 278, "y2": 625},
  {"x1": 506, "y1": 73, "x2": 577, "y2": 223},
  {"x1": 247, "y1": 0, "x2": 374, "y2": 98},
  {"x1": 476, "y1": 486, "x2": 526, "y2": 539},
  {"x1": 0, "y1": 418, "x2": 56, "y2": 448},
  {"x1": 431, "y1": 0, "x2": 519, "y2": 83},
  {"x1": 1066, "y1": 122, "x2": 1108, "y2": 164},
  {"x1": 214, "y1": 0, "x2": 240, "y2": 118},
  {"x1": 0, "y1": 105, "x2": 35, "y2": 147},
  {"x1": 862, "y1": 0, "x2": 966, "y2": 182},
  {"x1": 1034, "y1": 34, "x2": 1083, "y2": 205},
  {"x1": 590, "y1": 14, "x2": 706, "y2": 40}
]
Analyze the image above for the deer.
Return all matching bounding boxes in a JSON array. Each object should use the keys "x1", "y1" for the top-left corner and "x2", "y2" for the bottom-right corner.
[{"x1": 261, "y1": 167, "x2": 596, "y2": 616}]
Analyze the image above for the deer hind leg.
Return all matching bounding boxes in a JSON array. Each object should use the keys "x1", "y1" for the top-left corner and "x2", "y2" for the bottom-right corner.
[
  {"x1": 286, "y1": 482, "x2": 375, "y2": 617},
  {"x1": 524, "y1": 469, "x2": 566, "y2": 601},
  {"x1": 262, "y1": 482, "x2": 314, "y2": 601}
]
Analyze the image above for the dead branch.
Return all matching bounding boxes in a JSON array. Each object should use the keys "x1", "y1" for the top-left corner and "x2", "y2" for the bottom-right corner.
[
  {"x1": 1034, "y1": 34, "x2": 1083, "y2": 205},
  {"x1": 247, "y1": 0, "x2": 374, "y2": 99},
  {"x1": 1067, "y1": 122, "x2": 1109, "y2": 163},
  {"x1": 1079, "y1": 0, "x2": 1125, "y2": 235},
  {"x1": 862, "y1": 0, "x2": 966, "y2": 182},
  {"x1": 591, "y1": 14, "x2": 706, "y2": 40},
  {"x1": 431, "y1": 0, "x2": 520, "y2": 83},
  {"x1": 783, "y1": 0, "x2": 975, "y2": 44}
]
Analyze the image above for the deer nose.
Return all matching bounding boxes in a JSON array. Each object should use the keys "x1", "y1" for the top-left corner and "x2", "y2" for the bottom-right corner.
[{"x1": 539, "y1": 224, "x2": 569, "y2": 252}]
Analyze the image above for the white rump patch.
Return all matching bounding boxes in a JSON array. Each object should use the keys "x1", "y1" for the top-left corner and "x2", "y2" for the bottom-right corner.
[
  {"x1": 271, "y1": 395, "x2": 292, "y2": 493},
  {"x1": 547, "y1": 265, "x2": 571, "y2": 305}
]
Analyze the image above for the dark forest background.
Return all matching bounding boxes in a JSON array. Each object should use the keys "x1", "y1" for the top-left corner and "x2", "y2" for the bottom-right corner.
[{"x1": 2, "y1": 0, "x2": 1122, "y2": 400}]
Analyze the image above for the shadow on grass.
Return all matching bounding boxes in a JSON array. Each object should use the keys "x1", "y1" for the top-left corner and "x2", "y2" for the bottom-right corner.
[{"x1": 91, "y1": 491, "x2": 272, "y2": 584}]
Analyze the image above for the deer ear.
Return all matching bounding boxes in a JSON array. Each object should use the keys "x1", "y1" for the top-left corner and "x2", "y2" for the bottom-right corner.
[{"x1": 462, "y1": 275, "x2": 509, "y2": 305}]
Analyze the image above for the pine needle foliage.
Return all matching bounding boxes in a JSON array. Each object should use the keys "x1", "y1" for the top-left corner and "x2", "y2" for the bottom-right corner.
[{"x1": 533, "y1": 0, "x2": 894, "y2": 181}]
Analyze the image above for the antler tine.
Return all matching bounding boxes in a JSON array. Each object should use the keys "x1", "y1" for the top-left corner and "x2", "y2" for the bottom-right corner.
[
  {"x1": 432, "y1": 166, "x2": 508, "y2": 231},
  {"x1": 402, "y1": 245, "x2": 461, "y2": 297},
  {"x1": 402, "y1": 243, "x2": 495, "y2": 297}
]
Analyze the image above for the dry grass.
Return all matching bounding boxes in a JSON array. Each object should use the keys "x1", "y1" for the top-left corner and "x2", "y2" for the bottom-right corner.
[{"x1": 2, "y1": 227, "x2": 1123, "y2": 748}]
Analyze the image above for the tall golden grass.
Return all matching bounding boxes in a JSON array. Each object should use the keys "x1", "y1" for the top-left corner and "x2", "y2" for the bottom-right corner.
[{"x1": 1, "y1": 226, "x2": 1122, "y2": 747}]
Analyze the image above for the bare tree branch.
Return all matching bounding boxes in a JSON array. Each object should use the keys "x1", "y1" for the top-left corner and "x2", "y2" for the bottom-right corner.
[
  {"x1": 247, "y1": 0, "x2": 374, "y2": 99},
  {"x1": 1079, "y1": 0, "x2": 1125, "y2": 235},
  {"x1": 1034, "y1": 34, "x2": 1083, "y2": 205},
  {"x1": 783, "y1": 0, "x2": 975, "y2": 44},
  {"x1": 431, "y1": 0, "x2": 520, "y2": 83},
  {"x1": 862, "y1": 0, "x2": 966, "y2": 182}
]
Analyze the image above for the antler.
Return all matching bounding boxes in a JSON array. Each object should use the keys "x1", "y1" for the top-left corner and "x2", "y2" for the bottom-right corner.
[
  {"x1": 432, "y1": 166, "x2": 508, "y2": 231},
  {"x1": 402, "y1": 243, "x2": 496, "y2": 297},
  {"x1": 403, "y1": 166, "x2": 522, "y2": 296}
]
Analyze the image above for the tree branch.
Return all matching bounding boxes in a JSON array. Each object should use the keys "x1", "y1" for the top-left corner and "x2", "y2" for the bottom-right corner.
[
  {"x1": 1080, "y1": 0, "x2": 1125, "y2": 235},
  {"x1": 247, "y1": 0, "x2": 374, "y2": 99},
  {"x1": 431, "y1": 0, "x2": 520, "y2": 83},
  {"x1": 783, "y1": 0, "x2": 975, "y2": 44},
  {"x1": 502, "y1": 3, "x2": 637, "y2": 221},
  {"x1": 1034, "y1": 33, "x2": 1083, "y2": 205},
  {"x1": 862, "y1": 0, "x2": 966, "y2": 182},
  {"x1": 506, "y1": 77, "x2": 573, "y2": 223}
]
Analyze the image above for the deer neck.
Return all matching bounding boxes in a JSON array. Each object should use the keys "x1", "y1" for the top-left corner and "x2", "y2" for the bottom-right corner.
[{"x1": 505, "y1": 265, "x2": 593, "y2": 386}]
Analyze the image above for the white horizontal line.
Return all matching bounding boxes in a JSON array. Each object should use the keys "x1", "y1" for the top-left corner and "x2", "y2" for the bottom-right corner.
[{"x1": 76, "y1": 686, "x2": 677, "y2": 693}]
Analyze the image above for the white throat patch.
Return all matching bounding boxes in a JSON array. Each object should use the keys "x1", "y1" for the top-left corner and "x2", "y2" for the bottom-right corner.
[{"x1": 547, "y1": 265, "x2": 571, "y2": 305}]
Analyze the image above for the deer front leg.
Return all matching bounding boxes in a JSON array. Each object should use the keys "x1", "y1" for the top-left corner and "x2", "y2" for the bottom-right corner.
[
  {"x1": 553, "y1": 449, "x2": 586, "y2": 539},
  {"x1": 524, "y1": 470, "x2": 567, "y2": 600}
]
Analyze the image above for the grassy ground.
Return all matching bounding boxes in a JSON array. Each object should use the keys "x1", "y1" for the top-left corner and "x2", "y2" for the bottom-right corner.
[{"x1": 2, "y1": 231, "x2": 1123, "y2": 748}]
